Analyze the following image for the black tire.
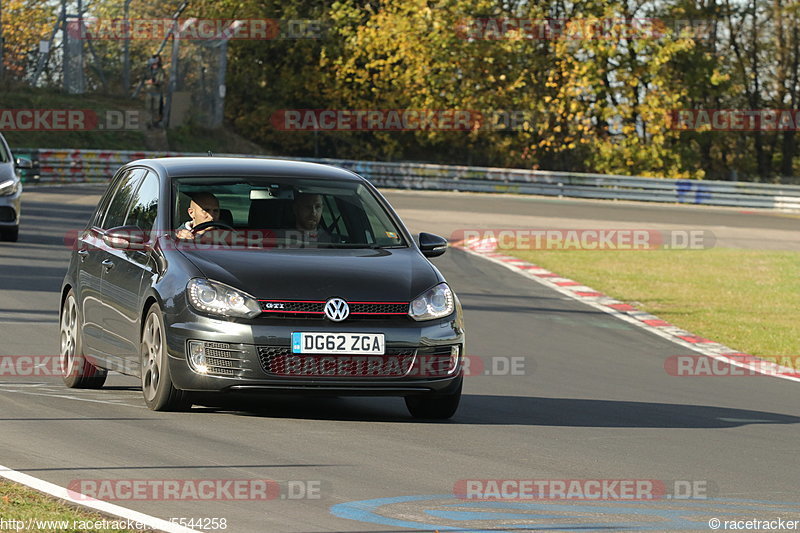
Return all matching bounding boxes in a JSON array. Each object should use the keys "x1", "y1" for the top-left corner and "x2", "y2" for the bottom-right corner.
[
  {"x1": 405, "y1": 380, "x2": 462, "y2": 419},
  {"x1": 60, "y1": 290, "x2": 107, "y2": 389},
  {"x1": 141, "y1": 304, "x2": 191, "y2": 411},
  {"x1": 1, "y1": 226, "x2": 19, "y2": 242}
]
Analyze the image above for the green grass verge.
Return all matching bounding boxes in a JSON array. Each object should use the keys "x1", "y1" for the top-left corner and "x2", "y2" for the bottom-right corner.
[
  {"x1": 0, "y1": 480, "x2": 148, "y2": 532},
  {"x1": 4, "y1": 129, "x2": 147, "y2": 152},
  {"x1": 166, "y1": 124, "x2": 269, "y2": 155},
  {"x1": 503, "y1": 248, "x2": 800, "y2": 360},
  {"x1": 1, "y1": 87, "x2": 267, "y2": 154},
  {"x1": 1, "y1": 87, "x2": 147, "y2": 151}
]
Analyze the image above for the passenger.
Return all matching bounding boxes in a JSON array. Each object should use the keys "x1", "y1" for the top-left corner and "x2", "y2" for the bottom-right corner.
[
  {"x1": 290, "y1": 192, "x2": 334, "y2": 244},
  {"x1": 176, "y1": 192, "x2": 221, "y2": 239},
  {"x1": 293, "y1": 192, "x2": 324, "y2": 231}
]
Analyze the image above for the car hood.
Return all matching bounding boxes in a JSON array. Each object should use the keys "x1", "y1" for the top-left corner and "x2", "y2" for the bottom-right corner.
[{"x1": 175, "y1": 246, "x2": 442, "y2": 301}]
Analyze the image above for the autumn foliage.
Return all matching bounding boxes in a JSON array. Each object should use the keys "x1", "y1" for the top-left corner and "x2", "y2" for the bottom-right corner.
[{"x1": 1, "y1": 0, "x2": 799, "y2": 182}]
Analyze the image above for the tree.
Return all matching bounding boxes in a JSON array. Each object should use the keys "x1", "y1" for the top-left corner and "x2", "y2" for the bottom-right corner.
[{"x1": 1, "y1": 0, "x2": 55, "y2": 81}]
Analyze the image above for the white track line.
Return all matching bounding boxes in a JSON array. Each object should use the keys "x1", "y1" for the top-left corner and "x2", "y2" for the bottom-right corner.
[
  {"x1": 0, "y1": 465, "x2": 198, "y2": 533},
  {"x1": 456, "y1": 241, "x2": 800, "y2": 383}
]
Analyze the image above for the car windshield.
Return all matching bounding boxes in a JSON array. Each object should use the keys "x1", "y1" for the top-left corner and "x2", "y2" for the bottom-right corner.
[{"x1": 172, "y1": 176, "x2": 407, "y2": 249}]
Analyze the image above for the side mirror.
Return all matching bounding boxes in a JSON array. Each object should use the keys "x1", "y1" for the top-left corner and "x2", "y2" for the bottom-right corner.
[
  {"x1": 418, "y1": 232, "x2": 448, "y2": 258},
  {"x1": 15, "y1": 157, "x2": 32, "y2": 169},
  {"x1": 102, "y1": 225, "x2": 147, "y2": 250}
]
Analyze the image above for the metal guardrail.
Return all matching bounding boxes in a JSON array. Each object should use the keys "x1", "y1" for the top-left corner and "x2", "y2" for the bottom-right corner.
[{"x1": 16, "y1": 148, "x2": 800, "y2": 211}]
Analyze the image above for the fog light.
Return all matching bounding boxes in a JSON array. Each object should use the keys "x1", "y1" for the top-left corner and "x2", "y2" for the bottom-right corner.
[
  {"x1": 188, "y1": 341, "x2": 208, "y2": 374},
  {"x1": 448, "y1": 345, "x2": 461, "y2": 374}
]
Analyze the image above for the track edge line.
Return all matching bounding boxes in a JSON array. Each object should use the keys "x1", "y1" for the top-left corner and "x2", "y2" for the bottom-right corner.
[
  {"x1": 0, "y1": 464, "x2": 200, "y2": 533},
  {"x1": 453, "y1": 241, "x2": 800, "y2": 384}
]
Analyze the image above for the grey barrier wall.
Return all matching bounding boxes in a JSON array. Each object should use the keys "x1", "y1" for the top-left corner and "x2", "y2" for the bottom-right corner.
[{"x1": 16, "y1": 148, "x2": 800, "y2": 211}]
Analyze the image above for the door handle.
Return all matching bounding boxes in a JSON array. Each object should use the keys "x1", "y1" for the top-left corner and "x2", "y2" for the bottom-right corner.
[
  {"x1": 101, "y1": 259, "x2": 114, "y2": 271},
  {"x1": 77, "y1": 249, "x2": 89, "y2": 262}
]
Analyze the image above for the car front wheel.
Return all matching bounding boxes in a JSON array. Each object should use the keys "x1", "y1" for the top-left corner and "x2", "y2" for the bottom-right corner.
[
  {"x1": 404, "y1": 380, "x2": 462, "y2": 420},
  {"x1": 61, "y1": 290, "x2": 107, "y2": 389},
  {"x1": 141, "y1": 304, "x2": 191, "y2": 411}
]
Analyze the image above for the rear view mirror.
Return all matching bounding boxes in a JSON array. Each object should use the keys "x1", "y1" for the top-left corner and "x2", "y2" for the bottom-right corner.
[
  {"x1": 102, "y1": 226, "x2": 147, "y2": 250},
  {"x1": 418, "y1": 232, "x2": 448, "y2": 258},
  {"x1": 15, "y1": 158, "x2": 32, "y2": 169},
  {"x1": 250, "y1": 188, "x2": 294, "y2": 200},
  {"x1": 250, "y1": 189, "x2": 273, "y2": 200}
]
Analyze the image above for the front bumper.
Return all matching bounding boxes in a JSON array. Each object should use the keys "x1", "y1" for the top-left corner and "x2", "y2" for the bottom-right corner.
[
  {"x1": 0, "y1": 186, "x2": 21, "y2": 227},
  {"x1": 165, "y1": 309, "x2": 465, "y2": 396}
]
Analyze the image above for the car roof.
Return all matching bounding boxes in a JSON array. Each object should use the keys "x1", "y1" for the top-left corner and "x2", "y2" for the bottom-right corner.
[{"x1": 127, "y1": 157, "x2": 363, "y2": 181}]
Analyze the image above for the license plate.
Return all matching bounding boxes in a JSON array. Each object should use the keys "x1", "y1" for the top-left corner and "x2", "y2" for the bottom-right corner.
[{"x1": 292, "y1": 332, "x2": 385, "y2": 355}]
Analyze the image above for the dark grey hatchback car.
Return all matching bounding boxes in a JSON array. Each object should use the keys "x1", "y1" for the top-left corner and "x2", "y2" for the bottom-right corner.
[{"x1": 60, "y1": 157, "x2": 465, "y2": 418}]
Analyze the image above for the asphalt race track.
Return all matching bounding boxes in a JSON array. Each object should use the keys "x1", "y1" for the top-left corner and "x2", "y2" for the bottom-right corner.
[{"x1": 0, "y1": 185, "x2": 798, "y2": 532}]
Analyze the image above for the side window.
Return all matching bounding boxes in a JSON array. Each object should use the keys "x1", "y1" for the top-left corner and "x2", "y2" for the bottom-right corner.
[
  {"x1": 126, "y1": 171, "x2": 159, "y2": 232},
  {"x1": 101, "y1": 169, "x2": 146, "y2": 230},
  {"x1": 92, "y1": 170, "x2": 128, "y2": 227}
]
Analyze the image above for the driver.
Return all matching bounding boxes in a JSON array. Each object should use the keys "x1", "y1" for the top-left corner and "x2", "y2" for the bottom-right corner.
[{"x1": 176, "y1": 192, "x2": 221, "y2": 239}]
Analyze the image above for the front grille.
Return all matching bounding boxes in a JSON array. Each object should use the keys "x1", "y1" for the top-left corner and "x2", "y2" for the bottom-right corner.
[
  {"x1": 417, "y1": 345, "x2": 457, "y2": 356},
  {"x1": 0, "y1": 206, "x2": 16, "y2": 223},
  {"x1": 190, "y1": 341, "x2": 248, "y2": 377},
  {"x1": 258, "y1": 346, "x2": 417, "y2": 377},
  {"x1": 259, "y1": 300, "x2": 409, "y2": 320},
  {"x1": 206, "y1": 356, "x2": 235, "y2": 368},
  {"x1": 350, "y1": 303, "x2": 408, "y2": 314},
  {"x1": 410, "y1": 345, "x2": 459, "y2": 377}
]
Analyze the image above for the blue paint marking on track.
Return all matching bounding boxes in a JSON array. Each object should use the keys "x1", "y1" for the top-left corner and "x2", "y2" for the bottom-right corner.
[
  {"x1": 330, "y1": 495, "x2": 471, "y2": 533},
  {"x1": 423, "y1": 509, "x2": 649, "y2": 531},
  {"x1": 424, "y1": 510, "x2": 566, "y2": 521},
  {"x1": 330, "y1": 495, "x2": 800, "y2": 532}
]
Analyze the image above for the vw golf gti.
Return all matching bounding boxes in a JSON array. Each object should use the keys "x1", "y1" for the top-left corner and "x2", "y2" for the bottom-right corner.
[{"x1": 60, "y1": 157, "x2": 465, "y2": 418}]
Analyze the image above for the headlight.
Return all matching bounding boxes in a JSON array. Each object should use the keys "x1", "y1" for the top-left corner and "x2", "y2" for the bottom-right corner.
[
  {"x1": 187, "y1": 278, "x2": 262, "y2": 318},
  {"x1": 0, "y1": 179, "x2": 18, "y2": 196},
  {"x1": 408, "y1": 282, "x2": 455, "y2": 321}
]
